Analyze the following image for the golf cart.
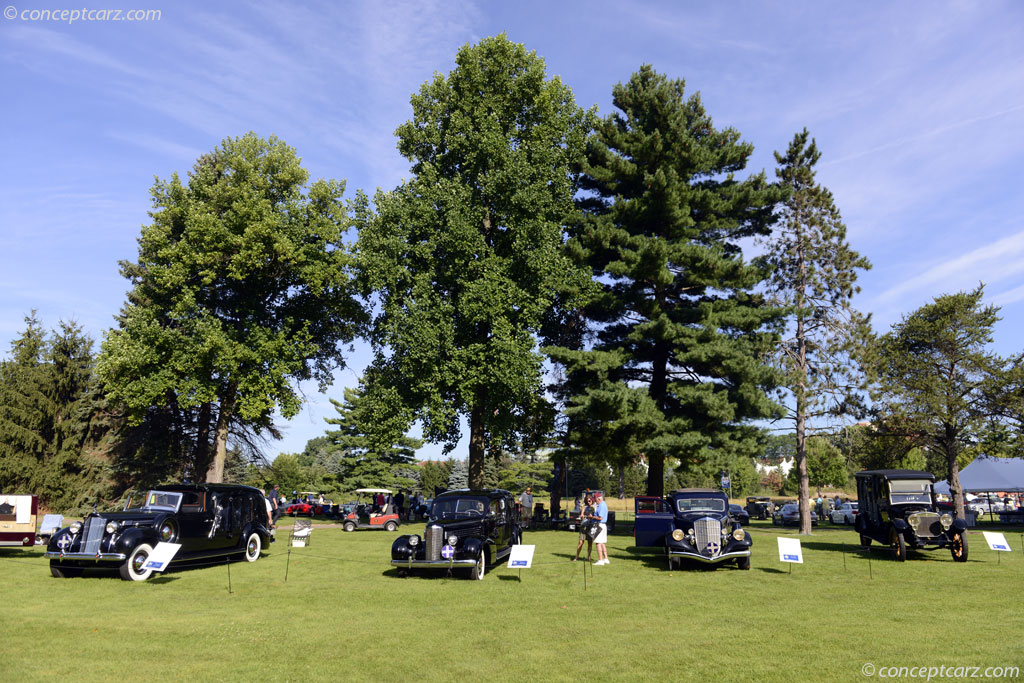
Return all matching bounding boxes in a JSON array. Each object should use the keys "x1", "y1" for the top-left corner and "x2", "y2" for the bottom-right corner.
[{"x1": 341, "y1": 488, "x2": 401, "y2": 532}]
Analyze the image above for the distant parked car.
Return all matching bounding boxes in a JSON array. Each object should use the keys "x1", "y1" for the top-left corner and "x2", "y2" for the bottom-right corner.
[
  {"x1": 773, "y1": 503, "x2": 817, "y2": 526},
  {"x1": 0, "y1": 494, "x2": 38, "y2": 547},
  {"x1": 729, "y1": 504, "x2": 750, "y2": 525},
  {"x1": 829, "y1": 502, "x2": 859, "y2": 525},
  {"x1": 743, "y1": 496, "x2": 774, "y2": 520}
]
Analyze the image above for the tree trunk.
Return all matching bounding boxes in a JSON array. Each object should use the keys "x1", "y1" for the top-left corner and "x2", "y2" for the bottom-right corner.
[
  {"x1": 468, "y1": 385, "x2": 487, "y2": 489},
  {"x1": 948, "y1": 446, "x2": 965, "y2": 519},
  {"x1": 795, "y1": 229, "x2": 813, "y2": 535},
  {"x1": 646, "y1": 346, "x2": 669, "y2": 497},
  {"x1": 617, "y1": 463, "x2": 625, "y2": 499},
  {"x1": 205, "y1": 387, "x2": 235, "y2": 484},
  {"x1": 193, "y1": 401, "x2": 212, "y2": 482}
]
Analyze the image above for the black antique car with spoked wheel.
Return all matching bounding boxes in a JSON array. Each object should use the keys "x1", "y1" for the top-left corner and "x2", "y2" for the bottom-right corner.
[
  {"x1": 854, "y1": 470, "x2": 968, "y2": 562},
  {"x1": 390, "y1": 489, "x2": 521, "y2": 580},
  {"x1": 45, "y1": 484, "x2": 273, "y2": 581}
]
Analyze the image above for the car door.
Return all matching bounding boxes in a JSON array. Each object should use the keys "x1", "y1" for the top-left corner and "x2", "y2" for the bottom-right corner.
[{"x1": 634, "y1": 496, "x2": 674, "y2": 547}]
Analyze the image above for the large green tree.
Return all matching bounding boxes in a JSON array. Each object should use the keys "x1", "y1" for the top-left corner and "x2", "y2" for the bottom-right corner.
[
  {"x1": 98, "y1": 133, "x2": 364, "y2": 482},
  {"x1": 872, "y1": 287, "x2": 1009, "y2": 517},
  {"x1": 556, "y1": 65, "x2": 784, "y2": 497},
  {"x1": 761, "y1": 129, "x2": 872, "y2": 533},
  {"x1": 357, "y1": 36, "x2": 592, "y2": 489},
  {"x1": 0, "y1": 314, "x2": 53, "y2": 494}
]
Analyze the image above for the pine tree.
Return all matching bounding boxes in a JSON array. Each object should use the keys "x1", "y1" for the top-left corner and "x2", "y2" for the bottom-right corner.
[
  {"x1": 761, "y1": 129, "x2": 872, "y2": 533},
  {"x1": 447, "y1": 459, "x2": 469, "y2": 490},
  {"x1": 0, "y1": 313, "x2": 52, "y2": 493},
  {"x1": 557, "y1": 65, "x2": 784, "y2": 496}
]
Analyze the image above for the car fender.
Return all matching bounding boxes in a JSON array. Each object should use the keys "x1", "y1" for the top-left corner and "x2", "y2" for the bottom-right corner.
[
  {"x1": 892, "y1": 519, "x2": 910, "y2": 533},
  {"x1": 116, "y1": 526, "x2": 158, "y2": 554},
  {"x1": 464, "y1": 537, "x2": 484, "y2": 562},
  {"x1": 952, "y1": 518, "x2": 968, "y2": 532}
]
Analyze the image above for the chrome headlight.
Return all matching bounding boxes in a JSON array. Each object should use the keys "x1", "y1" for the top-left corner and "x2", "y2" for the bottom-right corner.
[
  {"x1": 69, "y1": 521, "x2": 82, "y2": 534},
  {"x1": 408, "y1": 535, "x2": 420, "y2": 547},
  {"x1": 907, "y1": 513, "x2": 920, "y2": 530},
  {"x1": 687, "y1": 528, "x2": 694, "y2": 536},
  {"x1": 671, "y1": 529, "x2": 685, "y2": 542},
  {"x1": 732, "y1": 528, "x2": 746, "y2": 541},
  {"x1": 721, "y1": 522, "x2": 730, "y2": 536},
  {"x1": 447, "y1": 535, "x2": 458, "y2": 546},
  {"x1": 940, "y1": 513, "x2": 953, "y2": 529},
  {"x1": 105, "y1": 521, "x2": 121, "y2": 534}
]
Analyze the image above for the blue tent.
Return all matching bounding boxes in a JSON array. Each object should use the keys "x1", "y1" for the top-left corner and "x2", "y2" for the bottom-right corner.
[{"x1": 934, "y1": 456, "x2": 1024, "y2": 494}]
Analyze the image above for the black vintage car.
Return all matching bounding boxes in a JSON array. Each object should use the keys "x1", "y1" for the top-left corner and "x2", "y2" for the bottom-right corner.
[
  {"x1": 390, "y1": 489, "x2": 522, "y2": 580},
  {"x1": 634, "y1": 489, "x2": 752, "y2": 570},
  {"x1": 46, "y1": 484, "x2": 273, "y2": 581},
  {"x1": 854, "y1": 470, "x2": 968, "y2": 562},
  {"x1": 744, "y1": 496, "x2": 774, "y2": 520}
]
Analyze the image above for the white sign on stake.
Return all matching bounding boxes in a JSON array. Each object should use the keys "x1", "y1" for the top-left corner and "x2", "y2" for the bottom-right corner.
[
  {"x1": 983, "y1": 531, "x2": 1012, "y2": 552},
  {"x1": 143, "y1": 542, "x2": 182, "y2": 572},
  {"x1": 507, "y1": 544, "x2": 536, "y2": 569},
  {"x1": 777, "y1": 537, "x2": 803, "y2": 564}
]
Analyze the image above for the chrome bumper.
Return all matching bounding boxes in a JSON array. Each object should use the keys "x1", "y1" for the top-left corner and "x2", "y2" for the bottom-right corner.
[
  {"x1": 668, "y1": 549, "x2": 750, "y2": 564},
  {"x1": 44, "y1": 551, "x2": 127, "y2": 562},
  {"x1": 390, "y1": 559, "x2": 476, "y2": 568}
]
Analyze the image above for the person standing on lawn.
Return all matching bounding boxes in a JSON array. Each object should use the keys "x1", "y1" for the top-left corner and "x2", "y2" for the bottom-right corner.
[
  {"x1": 520, "y1": 487, "x2": 534, "y2": 529},
  {"x1": 593, "y1": 492, "x2": 610, "y2": 565},
  {"x1": 268, "y1": 484, "x2": 282, "y2": 525},
  {"x1": 572, "y1": 494, "x2": 596, "y2": 562}
]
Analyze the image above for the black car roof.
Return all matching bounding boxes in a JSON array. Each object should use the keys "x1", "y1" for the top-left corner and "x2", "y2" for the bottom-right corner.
[
  {"x1": 855, "y1": 469, "x2": 937, "y2": 481},
  {"x1": 672, "y1": 488, "x2": 725, "y2": 495},
  {"x1": 437, "y1": 489, "x2": 511, "y2": 499}
]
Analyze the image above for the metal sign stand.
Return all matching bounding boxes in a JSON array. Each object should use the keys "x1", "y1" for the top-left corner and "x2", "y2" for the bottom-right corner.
[
  {"x1": 227, "y1": 559, "x2": 233, "y2": 594},
  {"x1": 284, "y1": 546, "x2": 292, "y2": 582}
]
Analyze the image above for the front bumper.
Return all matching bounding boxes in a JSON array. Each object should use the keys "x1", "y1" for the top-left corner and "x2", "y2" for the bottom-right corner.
[
  {"x1": 390, "y1": 559, "x2": 477, "y2": 568},
  {"x1": 44, "y1": 551, "x2": 126, "y2": 562},
  {"x1": 668, "y1": 549, "x2": 751, "y2": 564}
]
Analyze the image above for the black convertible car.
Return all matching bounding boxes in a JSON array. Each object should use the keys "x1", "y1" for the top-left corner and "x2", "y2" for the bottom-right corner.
[{"x1": 46, "y1": 484, "x2": 273, "y2": 581}]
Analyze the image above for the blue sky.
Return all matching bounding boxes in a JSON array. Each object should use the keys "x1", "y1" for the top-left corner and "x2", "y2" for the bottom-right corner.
[{"x1": 2, "y1": 0, "x2": 1023, "y2": 461}]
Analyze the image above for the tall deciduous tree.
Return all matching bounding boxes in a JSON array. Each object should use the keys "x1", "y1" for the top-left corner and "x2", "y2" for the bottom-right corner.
[
  {"x1": 557, "y1": 65, "x2": 784, "y2": 497},
  {"x1": 762, "y1": 129, "x2": 872, "y2": 533},
  {"x1": 357, "y1": 36, "x2": 592, "y2": 489},
  {"x1": 98, "y1": 133, "x2": 364, "y2": 482},
  {"x1": 873, "y1": 287, "x2": 1008, "y2": 517}
]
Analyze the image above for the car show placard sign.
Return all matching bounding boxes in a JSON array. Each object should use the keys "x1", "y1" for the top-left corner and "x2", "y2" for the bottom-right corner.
[
  {"x1": 507, "y1": 544, "x2": 535, "y2": 569},
  {"x1": 982, "y1": 531, "x2": 1012, "y2": 552},
  {"x1": 777, "y1": 537, "x2": 803, "y2": 564},
  {"x1": 143, "y1": 542, "x2": 182, "y2": 572}
]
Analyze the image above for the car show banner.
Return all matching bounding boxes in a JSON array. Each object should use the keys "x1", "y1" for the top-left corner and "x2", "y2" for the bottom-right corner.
[
  {"x1": 777, "y1": 537, "x2": 803, "y2": 564},
  {"x1": 143, "y1": 542, "x2": 182, "y2": 572}
]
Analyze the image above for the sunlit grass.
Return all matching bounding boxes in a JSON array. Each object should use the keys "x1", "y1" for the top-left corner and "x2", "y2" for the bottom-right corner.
[{"x1": 3, "y1": 520, "x2": 1023, "y2": 681}]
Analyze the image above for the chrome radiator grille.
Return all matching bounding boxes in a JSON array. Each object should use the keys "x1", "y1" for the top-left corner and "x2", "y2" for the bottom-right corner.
[
  {"x1": 694, "y1": 517, "x2": 722, "y2": 558},
  {"x1": 912, "y1": 512, "x2": 941, "y2": 538},
  {"x1": 425, "y1": 524, "x2": 443, "y2": 561},
  {"x1": 80, "y1": 517, "x2": 105, "y2": 555}
]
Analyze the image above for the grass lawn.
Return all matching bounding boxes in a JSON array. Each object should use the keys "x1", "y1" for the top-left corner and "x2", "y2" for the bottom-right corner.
[{"x1": 3, "y1": 520, "x2": 1023, "y2": 682}]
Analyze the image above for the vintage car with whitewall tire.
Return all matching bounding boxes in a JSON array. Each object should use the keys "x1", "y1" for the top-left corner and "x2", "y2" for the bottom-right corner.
[
  {"x1": 854, "y1": 469, "x2": 968, "y2": 562},
  {"x1": 634, "y1": 489, "x2": 752, "y2": 570},
  {"x1": 390, "y1": 489, "x2": 521, "y2": 580},
  {"x1": 45, "y1": 484, "x2": 274, "y2": 581}
]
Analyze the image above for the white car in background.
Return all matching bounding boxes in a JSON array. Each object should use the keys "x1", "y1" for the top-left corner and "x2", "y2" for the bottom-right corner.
[{"x1": 829, "y1": 502, "x2": 858, "y2": 525}]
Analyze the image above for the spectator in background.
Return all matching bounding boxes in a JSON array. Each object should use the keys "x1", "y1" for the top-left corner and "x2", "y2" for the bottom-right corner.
[
  {"x1": 593, "y1": 492, "x2": 610, "y2": 565},
  {"x1": 259, "y1": 489, "x2": 274, "y2": 529},
  {"x1": 572, "y1": 495, "x2": 596, "y2": 562},
  {"x1": 395, "y1": 490, "x2": 406, "y2": 520},
  {"x1": 268, "y1": 484, "x2": 282, "y2": 525},
  {"x1": 520, "y1": 487, "x2": 534, "y2": 529}
]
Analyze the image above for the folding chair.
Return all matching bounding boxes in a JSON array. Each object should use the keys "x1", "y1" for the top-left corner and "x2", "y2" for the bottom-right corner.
[{"x1": 289, "y1": 518, "x2": 313, "y2": 547}]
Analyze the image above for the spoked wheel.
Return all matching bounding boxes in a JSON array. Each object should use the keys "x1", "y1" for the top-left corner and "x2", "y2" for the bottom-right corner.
[
  {"x1": 244, "y1": 532, "x2": 262, "y2": 562},
  {"x1": 889, "y1": 528, "x2": 906, "y2": 562},
  {"x1": 470, "y1": 552, "x2": 486, "y2": 580},
  {"x1": 50, "y1": 561, "x2": 83, "y2": 578},
  {"x1": 120, "y1": 543, "x2": 155, "y2": 581},
  {"x1": 950, "y1": 531, "x2": 968, "y2": 562}
]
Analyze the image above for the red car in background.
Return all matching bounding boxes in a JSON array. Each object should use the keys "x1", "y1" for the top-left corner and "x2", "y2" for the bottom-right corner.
[{"x1": 285, "y1": 492, "x2": 329, "y2": 516}]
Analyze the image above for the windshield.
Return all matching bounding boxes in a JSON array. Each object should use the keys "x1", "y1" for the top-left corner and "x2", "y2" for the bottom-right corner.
[
  {"x1": 431, "y1": 497, "x2": 487, "y2": 519},
  {"x1": 125, "y1": 490, "x2": 182, "y2": 512},
  {"x1": 889, "y1": 480, "x2": 932, "y2": 505},
  {"x1": 676, "y1": 497, "x2": 726, "y2": 513}
]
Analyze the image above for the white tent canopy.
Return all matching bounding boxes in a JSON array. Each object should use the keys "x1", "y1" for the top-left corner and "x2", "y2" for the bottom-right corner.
[{"x1": 934, "y1": 456, "x2": 1024, "y2": 494}]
